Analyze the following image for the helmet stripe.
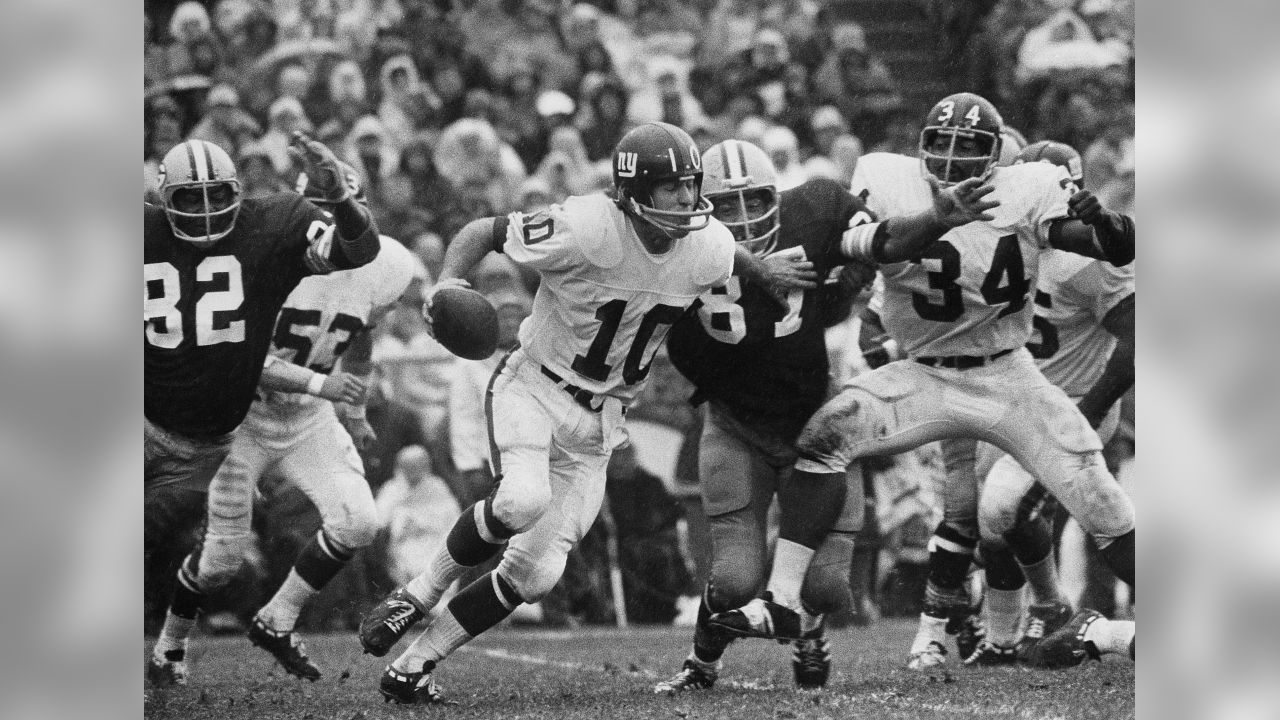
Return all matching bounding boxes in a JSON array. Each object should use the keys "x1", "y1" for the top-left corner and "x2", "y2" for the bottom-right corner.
[
  {"x1": 189, "y1": 140, "x2": 209, "y2": 181},
  {"x1": 734, "y1": 140, "x2": 749, "y2": 181},
  {"x1": 183, "y1": 141, "x2": 201, "y2": 182},
  {"x1": 200, "y1": 140, "x2": 218, "y2": 180}
]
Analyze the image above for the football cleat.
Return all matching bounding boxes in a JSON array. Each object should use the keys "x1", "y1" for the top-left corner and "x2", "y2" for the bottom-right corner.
[
  {"x1": 653, "y1": 658, "x2": 719, "y2": 694},
  {"x1": 146, "y1": 649, "x2": 188, "y2": 687},
  {"x1": 963, "y1": 639, "x2": 1018, "y2": 666},
  {"x1": 247, "y1": 617, "x2": 322, "y2": 681},
  {"x1": 379, "y1": 662, "x2": 445, "y2": 704},
  {"x1": 1025, "y1": 608, "x2": 1104, "y2": 669},
  {"x1": 359, "y1": 586, "x2": 427, "y2": 657},
  {"x1": 1016, "y1": 600, "x2": 1075, "y2": 663},
  {"x1": 707, "y1": 593, "x2": 804, "y2": 641},
  {"x1": 792, "y1": 630, "x2": 831, "y2": 689}
]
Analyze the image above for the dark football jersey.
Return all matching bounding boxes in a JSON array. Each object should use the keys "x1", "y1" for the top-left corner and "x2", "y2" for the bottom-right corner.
[
  {"x1": 668, "y1": 177, "x2": 874, "y2": 442},
  {"x1": 144, "y1": 193, "x2": 338, "y2": 437}
]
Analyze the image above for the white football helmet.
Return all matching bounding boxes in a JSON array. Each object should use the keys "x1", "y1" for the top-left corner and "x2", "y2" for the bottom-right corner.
[
  {"x1": 700, "y1": 139, "x2": 781, "y2": 255},
  {"x1": 158, "y1": 139, "x2": 242, "y2": 247}
]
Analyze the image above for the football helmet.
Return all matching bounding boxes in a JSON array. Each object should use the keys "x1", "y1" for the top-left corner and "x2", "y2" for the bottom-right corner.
[
  {"x1": 998, "y1": 126, "x2": 1028, "y2": 166},
  {"x1": 612, "y1": 122, "x2": 713, "y2": 236},
  {"x1": 296, "y1": 159, "x2": 367, "y2": 208},
  {"x1": 158, "y1": 139, "x2": 242, "y2": 247},
  {"x1": 1015, "y1": 140, "x2": 1085, "y2": 189},
  {"x1": 700, "y1": 139, "x2": 781, "y2": 255},
  {"x1": 919, "y1": 92, "x2": 1004, "y2": 187}
]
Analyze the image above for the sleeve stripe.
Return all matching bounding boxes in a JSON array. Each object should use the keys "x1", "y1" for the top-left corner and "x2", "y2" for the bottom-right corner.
[
  {"x1": 841, "y1": 221, "x2": 881, "y2": 261},
  {"x1": 492, "y1": 215, "x2": 511, "y2": 254}
]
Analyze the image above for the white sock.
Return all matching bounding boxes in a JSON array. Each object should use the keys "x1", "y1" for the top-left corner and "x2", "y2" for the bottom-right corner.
[
  {"x1": 406, "y1": 542, "x2": 467, "y2": 613},
  {"x1": 984, "y1": 587, "x2": 1024, "y2": 646},
  {"x1": 154, "y1": 612, "x2": 196, "y2": 658},
  {"x1": 392, "y1": 607, "x2": 472, "y2": 673},
  {"x1": 766, "y1": 540, "x2": 814, "y2": 611},
  {"x1": 256, "y1": 569, "x2": 318, "y2": 632},
  {"x1": 1083, "y1": 618, "x2": 1136, "y2": 656},
  {"x1": 910, "y1": 613, "x2": 949, "y2": 653}
]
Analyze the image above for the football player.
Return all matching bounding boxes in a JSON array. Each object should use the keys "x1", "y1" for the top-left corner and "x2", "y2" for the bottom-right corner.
[
  {"x1": 144, "y1": 136, "x2": 379, "y2": 604},
  {"x1": 653, "y1": 139, "x2": 878, "y2": 693},
  {"x1": 147, "y1": 163, "x2": 412, "y2": 686},
  {"x1": 355, "y1": 121, "x2": 827, "y2": 705},
  {"x1": 966, "y1": 140, "x2": 1135, "y2": 666},
  {"x1": 705, "y1": 93, "x2": 1137, "y2": 659}
]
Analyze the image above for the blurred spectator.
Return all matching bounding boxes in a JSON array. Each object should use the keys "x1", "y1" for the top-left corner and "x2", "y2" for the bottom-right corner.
[
  {"x1": 276, "y1": 0, "x2": 338, "y2": 42},
  {"x1": 811, "y1": 22, "x2": 903, "y2": 147},
  {"x1": 698, "y1": 0, "x2": 763, "y2": 70},
  {"x1": 166, "y1": 2, "x2": 227, "y2": 80},
  {"x1": 533, "y1": 126, "x2": 596, "y2": 203},
  {"x1": 145, "y1": 13, "x2": 170, "y2": 87},
  {"x1": 802, "y1": 105, "x2": 864, "y2": 184},
  {"x1": 317, "y1": 59, "x2": 371, "y2": 142},
  {"x1": 430, "y1": 60, "x2": 473, "y2": 126},
  {"x1": 627, "y1": 56, "x2": 707, "y2": 129},
  {"x1": 360, "y1": 363, "x2": 434, "y2": 491},
  {"x1": 1083, "y1": 103, "x2": 1134, "y2": 195},
  {"x1": 1016, "y1": 5, "x2": 1129, "y2": 84},
  {"x1": 631, "y1": 0, "x2": 701, "y2": 58},
  {"x1": 373, "y1": 286, "x2": 458, "y2": 463},
  {"x1": 236, "y1": 142, "x2": 290, "y2": 199},
  {"x1": 703, "y1": 90, "x2": 765, "y2": 146},
  {"x1": 869, "y1": 109, "x2": 919, "y2": 156},
  {"x1": 459, "y1": 0, "x2": 576, "y2": 92},
  {"x1": 495, "y1": 67, "x2": 553, "y2": 170},
  {"x1": 808, "y1": 105, "x2": 861, "y2": 162},
  {"x1": 259, "y1": 96, "x2": 313, "y2": 176},
  {"x1": 761, "y1": 125, "x2": 808, "y2": 190},
  {"x1": 343, "y1": 115, "x2": 401, "y2": 198},
  {"x1": 758, "y1": 0, "x2": 821, "y2": 50},
  {"x1": 187, "y1": 84, "x2": 262, "y2": 158},
  {"x1": 375, "y1": 445, "x2": 462, "y2": 587},
  {"x1": 145, "y1": 95, "x2": 187, "y2": 165},
  {"x1": 433, "y1": 117, "x2": 528, "y2": 216},
  {"x1": 577, "y1": 74, "x2": 631, "y2": 162},
  {"x1": 377, "y1": 54, "x2": 444, "y2": 152}
]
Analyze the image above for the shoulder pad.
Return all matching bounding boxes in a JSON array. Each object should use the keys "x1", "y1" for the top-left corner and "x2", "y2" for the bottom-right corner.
[
  {"x1": 566, "y1": 193, "x2": 627, "y2": 269},
  {"x1": 987, "y1": 163, "x2": 1071, "y2": 227}
]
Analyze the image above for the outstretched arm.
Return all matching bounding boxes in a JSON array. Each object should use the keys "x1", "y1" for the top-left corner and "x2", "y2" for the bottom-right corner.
[
  {"x1": 841, "y1": 177, "x2": 1000, "y2": 265},
  {"x1": 259, "y1": 355, "x2": 367, "y2": 404},
  {"x1": 732, "y1": 245, "x2": 820, "y2": 304},
  {"x1": 291, "y1": 132, "x2": 379, "y2": 268}
]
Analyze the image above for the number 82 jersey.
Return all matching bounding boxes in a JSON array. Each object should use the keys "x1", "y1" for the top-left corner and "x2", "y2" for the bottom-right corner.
[{"x1": 667, "y1": 177, "x2": 874, "y2": 442}]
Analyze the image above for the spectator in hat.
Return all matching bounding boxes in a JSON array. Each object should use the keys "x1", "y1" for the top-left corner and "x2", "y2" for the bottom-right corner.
[
  {"x1": 378, "y1": 54, "x2": 444, "y2": 153},
  {"x1": 259, "y1": 96, "x2": 313, "y2": 176},
  {"x1": 577, "y1": 74, "x2": 631, "y2": 162},
  {"x1": 188, "y1": 84, "x2": 262, "y2": 158}
]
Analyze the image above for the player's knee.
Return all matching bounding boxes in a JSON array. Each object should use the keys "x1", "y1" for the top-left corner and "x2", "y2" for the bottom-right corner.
[
  {"x1": 490, "y1": 482, "x2": 552, "y2": 535},
  {"x1": 196, "y1": 534, "x2": 251, "y2": 590},
  {"x1": 706, "y1": 570, "x2": 760, "y2": 611},
  {"x1": 801, "y1": 564, "x2": 852, "y2": 615},
  {"x1": 979, "y1": 496, "x2": 1019, "y2": 545},
  {"x1": 326, "y1": 493, "x2": 379, "y2": 550},
  {"x1": 1060, "y1": 456, "x2": 1135, "y2": 541},
  {"x1": 796, "y1": 393, "x2": 863, "y2": 473},
  {"x1": 500, "y1": 551, "x2": 565, "y2": 603}
]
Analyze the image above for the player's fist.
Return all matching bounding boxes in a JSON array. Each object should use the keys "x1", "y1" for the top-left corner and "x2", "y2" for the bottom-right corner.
[
  {"x1": 930, "y1": 176, "x2": 999, "y2": 228},
  {"x1": 1067, "y1": 189, "x2": 1110, "y2": 227},
  {"x1": 319, "y1": 372, "x2": 368, "y2": 404},
  {"x1": 289, "y1": 131, "x2": 349, "y2": 203}
]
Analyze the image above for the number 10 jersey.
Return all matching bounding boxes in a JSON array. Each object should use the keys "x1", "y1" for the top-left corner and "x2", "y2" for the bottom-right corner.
[{"x1": 851, "y1": 152, "x2": 1072, "y2": 358}]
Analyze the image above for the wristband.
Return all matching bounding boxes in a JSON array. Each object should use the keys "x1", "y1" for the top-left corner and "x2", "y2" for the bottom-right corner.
[{"x1": 306, "y1": 373, "x2": 327, "y2": 396}]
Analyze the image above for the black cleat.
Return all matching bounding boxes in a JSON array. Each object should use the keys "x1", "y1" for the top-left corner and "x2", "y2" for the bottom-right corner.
[
  {"x1": 792, "y1": 628, "x2": 831, "y2": 689},
  {"x1": 1025, "y1": 608, "x2": 1104, "y2": 669},
  {"x1": 952, "y1": 609, "x2": 985, "y2": 661},
  {"x1": 359, "y1": 587, "x2": 426, "y2": 657},
  {"x1": 707, "y1": 593, "x2": 804, "y2": 641},
  {"x1": 379, "y1": 662, "x2": 445, "y2": 704},
  {"x1": 247, "y1": 617, "x2": 322, "y2": 681},
  {"x1": 653, "y1": 658, "x2": 719, "y2": 694},
  {"x1": 1016, "y1": 600, "x2": 1075, "y2": 663}
]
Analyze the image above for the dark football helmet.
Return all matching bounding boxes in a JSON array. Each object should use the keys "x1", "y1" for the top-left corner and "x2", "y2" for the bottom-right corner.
[
  {"x1": 1015, "y1": 140, "x2": 1085, "y2": 189},
  {"x1": 700, "y1": 139, "x2": 781, "y2": 255},
  {"x1": 919, "y1": 92, "x2": 1004, "y2": 187},
  {"x1": 158, "y1": 139, "x2": 242, "y2": 247},
  {"x1": 612, "y1": 122, "x2": 713, "y2": 236},
  {"x1": 296, "y1": 159, "x2": 368, "y2": 208}
]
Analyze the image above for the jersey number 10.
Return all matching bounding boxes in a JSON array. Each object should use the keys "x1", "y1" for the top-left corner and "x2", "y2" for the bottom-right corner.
[{"x1": 571, "y1": 299, "x2": 685, "y2": 385}]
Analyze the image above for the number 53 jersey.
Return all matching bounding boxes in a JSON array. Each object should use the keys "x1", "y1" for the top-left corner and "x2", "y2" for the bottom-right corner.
[
  {"x1": 501, "y1": 193, "x2": 735, "y2": 405},
  {"x1": 851, "y1": 152, "x2": 1073, "y2": 358}
]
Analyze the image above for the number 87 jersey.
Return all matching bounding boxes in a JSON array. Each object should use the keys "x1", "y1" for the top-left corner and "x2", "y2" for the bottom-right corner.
[{"x1": 850, "y1": 152, "x2": 1074, "y2": 358}]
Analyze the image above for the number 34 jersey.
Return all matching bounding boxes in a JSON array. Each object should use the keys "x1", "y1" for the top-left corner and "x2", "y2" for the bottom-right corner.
[
  {"x1": 144, "y1": 194, "x2": 337, "y2": 438},
  {"x1": 850, "y1": 152, "x2": 1072, "y2": 358},
  {"x1": 667, "y1": 177, "x2": 873, "y2": 442},
  {"x1": 501, "y1": 193, "x2": 735, "y2": 405}
]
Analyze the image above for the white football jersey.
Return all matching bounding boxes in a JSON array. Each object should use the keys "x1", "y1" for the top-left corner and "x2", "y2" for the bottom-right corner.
[
  {"x1": 504, "y1": 193, "x2": 735, "y2": 403},
  {"x1": 1029, "y1": 251, "x2": 1134, "y2": 397},
  {"x1": 257, "y1": 235, "x2": 417, "y2": 422},
  {"x1": 849, "y1": 153, "x2": 1072, "y2": 357}
]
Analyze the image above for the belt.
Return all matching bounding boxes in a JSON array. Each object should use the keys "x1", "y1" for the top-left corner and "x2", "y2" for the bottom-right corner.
[
  {"x1": 540, "y1": 365, "x2": 605, "y2": 413},
  {"x1": 914, "y1": 348, "x2": 1014, "y2": 369}
]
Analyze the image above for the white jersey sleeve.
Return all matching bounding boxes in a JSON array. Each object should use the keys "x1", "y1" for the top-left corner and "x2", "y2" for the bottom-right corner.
[{"x1": 502, "y1": 199, "x2": 592, "y2": 273}]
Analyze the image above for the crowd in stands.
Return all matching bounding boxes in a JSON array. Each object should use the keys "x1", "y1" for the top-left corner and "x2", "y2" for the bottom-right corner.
[{"x1": 144, "y1": 0, "x2": 1135, "y2": 632}]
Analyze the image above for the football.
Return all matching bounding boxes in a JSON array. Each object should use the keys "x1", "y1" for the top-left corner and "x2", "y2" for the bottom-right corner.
[{"x1": 427, "y1": 286, "x2": 500, "y2": 360}]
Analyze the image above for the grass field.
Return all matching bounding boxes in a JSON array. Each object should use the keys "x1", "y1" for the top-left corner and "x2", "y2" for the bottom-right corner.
[{"x1": 144, "y1": 619, "x2": 1134, "y2": 720}]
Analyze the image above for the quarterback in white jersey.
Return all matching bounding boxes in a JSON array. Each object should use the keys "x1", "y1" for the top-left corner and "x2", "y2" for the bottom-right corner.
[
  {"x1": 705, "y1": 94, "x2": 1138, "y2": 669},
  {"x1": 150, "y1": 163, "x2": 417, "y2": 685},
  {"x1": 357, "y1": 122, "x2": 820, "y2": 705}
]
